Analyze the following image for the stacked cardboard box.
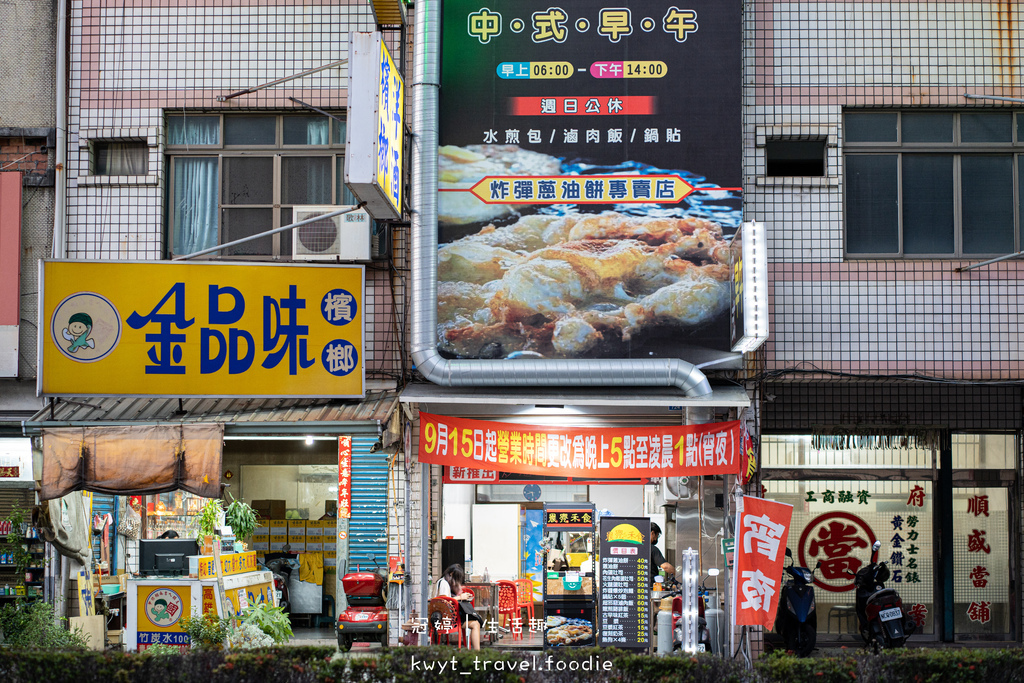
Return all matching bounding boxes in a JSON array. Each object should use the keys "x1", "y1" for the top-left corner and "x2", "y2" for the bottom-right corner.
[
  {"x1": 288, "y1": 520, "x2": 306, "y2": 551},
  {"x1": 251, "y1": 500, "x2": 286, "y2": 521}
]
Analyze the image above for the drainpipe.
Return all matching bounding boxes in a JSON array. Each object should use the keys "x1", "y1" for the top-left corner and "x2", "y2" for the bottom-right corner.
[{"x1": 53, "y1": 0, "x2": 67, "y2": 258}]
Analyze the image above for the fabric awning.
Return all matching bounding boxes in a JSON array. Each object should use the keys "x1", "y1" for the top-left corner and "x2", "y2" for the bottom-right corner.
[{"x1": 41, "y1": 424, "x2": 223, "y2": 501}]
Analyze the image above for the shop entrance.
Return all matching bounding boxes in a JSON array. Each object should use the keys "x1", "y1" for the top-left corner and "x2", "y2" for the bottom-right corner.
[{"x1": 762, "y1": 432, "x2": 1018, "y2": 643}]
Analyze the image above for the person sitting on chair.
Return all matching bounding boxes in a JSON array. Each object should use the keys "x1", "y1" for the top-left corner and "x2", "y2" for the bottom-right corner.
[{"x1": 436, "y1": 564, "x2": 482, "y2": 650}]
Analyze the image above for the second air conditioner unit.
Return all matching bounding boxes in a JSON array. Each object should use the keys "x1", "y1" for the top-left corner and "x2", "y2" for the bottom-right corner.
[{"x1": 291, "y1": 205, "x2": 371, "y2": 261}]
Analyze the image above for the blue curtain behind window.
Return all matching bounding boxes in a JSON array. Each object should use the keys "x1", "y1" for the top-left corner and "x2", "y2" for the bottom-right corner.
[
  {"x1": 173, "y1": 157, "x2": 218, "y2": 255},
  {"x1": 306, "y1": 119, "x2": 329, "y2": 145},
  {"x1": 306, "y1": 120, "x2": 331, "y2": 203},
  {"x1": 168, "y1": 117, "x2": 220, "y2": 146}
]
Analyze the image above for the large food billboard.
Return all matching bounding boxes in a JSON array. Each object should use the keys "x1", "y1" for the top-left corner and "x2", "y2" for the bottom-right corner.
[{"x1": 437, "y1": 1, "x2": 742, "y2": 365}]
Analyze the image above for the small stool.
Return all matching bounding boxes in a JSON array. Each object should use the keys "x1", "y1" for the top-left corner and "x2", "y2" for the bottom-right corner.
[
  {"x1": 315, "y1": 594, "x2": 335, "y2": 628},
  {"x1": 827, "y1": 605, "x2": 856, "y2": 636}
]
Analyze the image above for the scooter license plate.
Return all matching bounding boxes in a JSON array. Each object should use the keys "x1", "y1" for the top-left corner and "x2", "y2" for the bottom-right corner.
[
  {"x1": 879, "y1": 607, "x2": 902, "y2": 622},
  {"x1": 275, "y1": 590, "x2": 282, "y2": 601}
]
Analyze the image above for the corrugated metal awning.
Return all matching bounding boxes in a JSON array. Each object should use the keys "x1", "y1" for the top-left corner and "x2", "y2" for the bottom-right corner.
[{"x1": 22, "y1": 393, "x2": 399, "y2": 436}]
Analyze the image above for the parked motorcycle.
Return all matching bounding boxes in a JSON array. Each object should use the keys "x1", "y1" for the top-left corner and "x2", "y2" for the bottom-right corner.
[
  {"x1": 262, "y1": 553, "x2": 297, "y2": 613},
  {"x1": 657, "y1": 570, "x2": 712, "y2": 653},
  {"x1": 337, "y1": 553, "x2": 389, "y2": 651},
  {"x1": 774, "y1": 547, "x2": 819, "y2": 657},
  {"x1": 851, "y1": 540, "x2": 916, "y2": 651}
]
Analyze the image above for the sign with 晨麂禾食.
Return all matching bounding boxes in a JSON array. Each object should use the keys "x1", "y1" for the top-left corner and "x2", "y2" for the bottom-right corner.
[{"x1": 38, "y1": 260, "x2": 364, "y2": 397}]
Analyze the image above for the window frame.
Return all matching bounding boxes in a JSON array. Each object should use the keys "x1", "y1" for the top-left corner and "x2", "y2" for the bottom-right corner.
[
  {"x1": 843, "y1": 110, "x2": 1024, "y2": 259},
  {"x1": 78, "y1": 127, "x2": 160, "y2": 186},
  {"x1": 165, "y1": 112, "x2": 348, "y2": 260}
]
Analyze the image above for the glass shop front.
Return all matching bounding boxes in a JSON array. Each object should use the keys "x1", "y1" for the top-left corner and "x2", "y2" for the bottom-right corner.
[{"x1": 762, "y1": 433, "x2": 1016, "y2": 642}]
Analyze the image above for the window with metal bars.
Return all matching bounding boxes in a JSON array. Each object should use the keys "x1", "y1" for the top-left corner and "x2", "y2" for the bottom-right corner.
[{"x1": 165, "y1": 113, "x2": 353, "y2": 259}]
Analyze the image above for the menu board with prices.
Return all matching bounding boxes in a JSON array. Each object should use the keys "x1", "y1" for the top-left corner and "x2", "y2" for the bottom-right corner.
[{"x1": 598, "y1": 516, "x2": 651, "y2": 650}]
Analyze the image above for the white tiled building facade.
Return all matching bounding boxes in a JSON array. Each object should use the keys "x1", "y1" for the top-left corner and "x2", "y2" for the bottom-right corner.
[
  {"x1": 749, "y1": 0, "x2": 1024, "y2": 643},
  {"x1": 63, "y1": 0, "x2": 414, "y2": 641}
]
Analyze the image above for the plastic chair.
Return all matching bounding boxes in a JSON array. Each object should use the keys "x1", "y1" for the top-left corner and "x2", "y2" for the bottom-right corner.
[
  {"x1": 496, "y1": 580, "x2": 521, "y2": 641},
  {"x1": 428, "y1": 596, "x2": 463, "y2": 648},
  {"x1": 514, "y1": 578, "x2": 535, "y2": 625},
  {"x1": 462, "y1": 587, "x2": 475, "y2": 604}
]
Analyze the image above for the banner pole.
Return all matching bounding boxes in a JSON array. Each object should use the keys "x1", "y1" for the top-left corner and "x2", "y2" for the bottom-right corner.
[{"x1": 729, "y1": 494, "x2": 743, "y2": 657}]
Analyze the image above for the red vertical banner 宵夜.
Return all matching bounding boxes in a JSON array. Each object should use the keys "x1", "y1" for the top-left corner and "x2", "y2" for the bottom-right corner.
[
  {"x1": 338, "y1": 436, "x2": 352, "y2": 519},
  {"x1": 733, "y1": 496, "x2": 793, "y2": 629}
]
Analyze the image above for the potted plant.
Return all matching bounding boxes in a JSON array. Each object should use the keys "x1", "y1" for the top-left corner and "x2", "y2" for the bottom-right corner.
[
  {"x1": 180, "y1": 609, "x2": 231, "y2": 650},
  {"x1": 224, "y1": 495, "x2": 258, "y2": 550},
  {"x1": 196, "y1": 498, "x2": 222, "y2": 555}
]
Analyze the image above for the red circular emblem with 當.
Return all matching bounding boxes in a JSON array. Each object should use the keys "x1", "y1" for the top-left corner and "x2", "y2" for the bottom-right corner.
[{"x1": 798, "y1": 512, "x2": 877, "y2": 593}]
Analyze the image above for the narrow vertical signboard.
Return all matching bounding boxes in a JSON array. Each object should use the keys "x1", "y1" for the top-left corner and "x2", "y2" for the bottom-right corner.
[{"x1": 598, "y1": 516, "x2": 652, "y2": 650}]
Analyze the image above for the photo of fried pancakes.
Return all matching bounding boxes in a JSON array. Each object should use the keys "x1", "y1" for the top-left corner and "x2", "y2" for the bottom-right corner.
[{"x1": 437, "y1": 210, "x2": 732, "y2": 359}]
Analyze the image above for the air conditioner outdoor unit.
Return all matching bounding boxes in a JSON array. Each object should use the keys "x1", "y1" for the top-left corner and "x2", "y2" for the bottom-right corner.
[{"x1": 291, "y1": 205, "x2": 371, "y2": 261}]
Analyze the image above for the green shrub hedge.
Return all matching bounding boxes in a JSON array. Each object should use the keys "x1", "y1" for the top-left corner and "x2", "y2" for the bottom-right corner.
[{"x1": 0, "y1": 646, "x2": 1023, "y2": 683}]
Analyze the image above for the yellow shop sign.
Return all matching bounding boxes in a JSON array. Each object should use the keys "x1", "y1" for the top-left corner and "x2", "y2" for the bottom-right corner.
[
  {"x1": 197, "y1": 551, "x2": 259, "y2": 580},
  {"x1": 39, "y1": 261, "x2": 364, "y2": 397}
]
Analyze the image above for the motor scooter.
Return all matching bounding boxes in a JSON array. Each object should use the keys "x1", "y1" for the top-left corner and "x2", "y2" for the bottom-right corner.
[
  {"x1": 851, "y1": 540, "x2": 915, "y2": 651},
  {"x1": 262, "y1": 553, "x2": 297, "y2": 613},
  {"x1": 337, "y1": 553, "x2": 389, "y2": 651},
  {"x1": 657, "y1": 570, "x2": 712, "y2": 653},
  {"x1": 774, "y1": 547, "x2": 819, "y2": 657}
]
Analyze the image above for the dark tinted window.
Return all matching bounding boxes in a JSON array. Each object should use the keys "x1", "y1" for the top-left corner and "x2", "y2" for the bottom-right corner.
[
  {"x1": 224, "y1": 116, "x2": 276, "y2": 145},
  {"x1": 961, "y1": 113, "x2": 1012, "y2": 143},
  {"x1": 902, "y1": 113, "x2": 953, "y2": 143},
  {"x1": 845, "y1": 113, "x2": 898, "y2": 142},
  {"x1": 766, "y1": 140, "x2": 825, "y2": 176},
  {"x1": 902, "y1": 155, "x2": 954, "y2": 254},
  {"x1": 961, "y1": 155, "x2": 1014, "y2": 254},
  {"x1": 846, "y1": 155, "x2": 899, "y2": 254}
]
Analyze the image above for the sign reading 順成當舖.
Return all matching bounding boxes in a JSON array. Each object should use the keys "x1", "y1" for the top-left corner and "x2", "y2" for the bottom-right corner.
[{"x1": 39, "y1": 260, "x2": 364, "y2": 397}]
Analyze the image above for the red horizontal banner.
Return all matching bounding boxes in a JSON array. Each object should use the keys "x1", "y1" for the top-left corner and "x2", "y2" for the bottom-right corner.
[
  {"x1": 508, "y1": 95, "x2": 657, "y2": 116},
  {"x1": 418, "y1": 412, "x2": 743, "y2": 479}
]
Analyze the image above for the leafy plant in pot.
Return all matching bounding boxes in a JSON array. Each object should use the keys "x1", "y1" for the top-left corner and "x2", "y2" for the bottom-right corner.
[
  {"x1": 224, "y1": 495, "x2": 258, "y2": 549},
  {"x1": 196, "y1": 498, "x2": 223, "y2": 555}
]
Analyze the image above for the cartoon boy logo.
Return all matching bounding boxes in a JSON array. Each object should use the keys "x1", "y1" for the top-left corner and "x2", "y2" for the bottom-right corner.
[
  {"x1": 150, "y1": 598, "x2": 171, "y2": 622},
  {"x1": 61, "y1": 312, "x2": 96, "y2": 354},
  {"x1": 50, "y1": 292, "x2": 121, "y2": 364},
  {"x1": 144, "y1": 588, "x2": 183, "y2": 627}
]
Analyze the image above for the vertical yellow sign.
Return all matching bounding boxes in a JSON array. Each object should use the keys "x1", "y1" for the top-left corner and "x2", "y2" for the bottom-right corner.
[{"x1": 376, "y1": 37, "x2": 404, "y2": 216}]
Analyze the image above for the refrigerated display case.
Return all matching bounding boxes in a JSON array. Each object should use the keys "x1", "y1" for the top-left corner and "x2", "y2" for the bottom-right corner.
[
  {"x1": 542, "y1": 503, "x2": 597, "y2": 649},
  {"x1": 145, "y1": 492, "x2": 210, "y2": 539}
]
